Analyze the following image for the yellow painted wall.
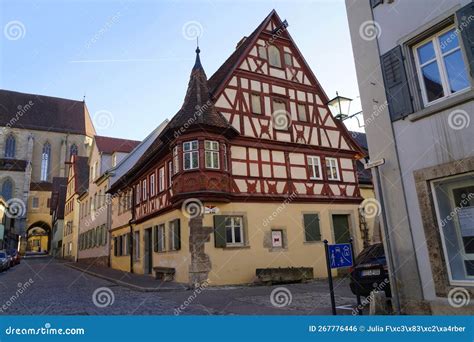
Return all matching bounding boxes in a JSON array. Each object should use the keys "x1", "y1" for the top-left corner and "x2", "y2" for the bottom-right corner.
[
  {"x1": 28, "y1": 235, "x2": 48, "y2": 252},
  {"x1": 111, "y1": 201, "x2": 363, "y2": 286}
]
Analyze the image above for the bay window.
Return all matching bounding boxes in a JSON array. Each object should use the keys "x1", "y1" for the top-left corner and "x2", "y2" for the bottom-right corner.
[
  {"x1": 205, "y1": 140, "x2": 219, "y2": 169},
  {"x1": 173, "y1": 146, "x2": 179, "y2": 174},
  {"x1": 183, "y1": 140, "x2": 199, "y2": 170}
]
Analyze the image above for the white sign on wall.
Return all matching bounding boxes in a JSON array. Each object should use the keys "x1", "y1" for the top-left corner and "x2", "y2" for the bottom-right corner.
[{"x1": 272, "y1": 230, "x2": 283, "y2": 248}]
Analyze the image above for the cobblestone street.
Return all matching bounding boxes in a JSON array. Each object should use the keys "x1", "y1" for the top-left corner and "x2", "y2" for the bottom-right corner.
[{"x1": 0, "y1": 257, "x2": 358, "y2": 315}]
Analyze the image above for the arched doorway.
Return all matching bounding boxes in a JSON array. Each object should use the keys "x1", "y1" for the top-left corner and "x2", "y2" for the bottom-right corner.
[{"x1": 26, "y1": 222, "x2": 51, "y2": 253}]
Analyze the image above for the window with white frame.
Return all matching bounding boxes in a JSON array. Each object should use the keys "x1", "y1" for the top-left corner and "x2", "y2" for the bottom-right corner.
[
  {"x1": 159, "y1": 167, "x2": 165, "y2": 192},
  {"x1": 136, "y1": 185, "x2": 140, "y2": 204},
  {"x1": 326, "y1": 157, "x2": 340, "y2": 181},
  {"x1": 225, "y1": 216, "x2": 244, "y2": 246},
  {"x1": 173, "y1": 146, "x2": 179, "y2": 174},
  {"x1": 150, "y1": 173, "x2": 156, "y2": 197},
  {"x1": 183, "y1": 140, "x2": 199, "y2": 170},
  {"x1": 307, "y1": 156, "x2": 322, "y2": 180},
  {"x1": 142, "y1": 179, "x2": 147, "y2": 201},
  {"x1": 205, "y1": 140, "x2": 219, "y2": 169},
  {"x1": 223, "y1": 144, "x2": 228, "y2": 171},
  {"x1": 168, "y1": 161, "x2": 173, "y2": 187},
  {"x1": 432, "y1": 173, "x2": 474, "y2": 282},
  {"x1": 154, "y1": 224, "x2": 165, "y2": 252},
  {"x1": 413, "y1": 26, "x2": 470, "y2": 106}
]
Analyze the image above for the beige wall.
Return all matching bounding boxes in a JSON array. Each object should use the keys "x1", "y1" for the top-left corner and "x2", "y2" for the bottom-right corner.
[{"x1": 112, "y1": 201, "x2": 363, "y2": 285}]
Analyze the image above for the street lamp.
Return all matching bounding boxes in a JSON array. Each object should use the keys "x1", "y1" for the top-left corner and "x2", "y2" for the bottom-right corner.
[{"x1": 327, "y1": 92, "x2": 353, "y2": 120}]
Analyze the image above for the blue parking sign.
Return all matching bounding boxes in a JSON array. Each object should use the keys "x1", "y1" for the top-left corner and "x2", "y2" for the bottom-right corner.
[{"x1": 328, "y1": 243, "x2": 353, "y2": 269}]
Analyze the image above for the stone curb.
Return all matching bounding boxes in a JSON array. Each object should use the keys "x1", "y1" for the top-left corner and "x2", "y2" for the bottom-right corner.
[{"x1": 64, "y1": 263, "x2": 190, "y2": 293}]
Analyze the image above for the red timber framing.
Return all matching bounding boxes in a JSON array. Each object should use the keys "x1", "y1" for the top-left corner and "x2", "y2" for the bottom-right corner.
[{"x1": 108, "y1": 10, "x2": 365, "y2": 225}]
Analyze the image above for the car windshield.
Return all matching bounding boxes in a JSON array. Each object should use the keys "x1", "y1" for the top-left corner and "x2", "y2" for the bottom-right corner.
[{"x1": 356, "y1": 243, "x2": 385, "y2": 263}]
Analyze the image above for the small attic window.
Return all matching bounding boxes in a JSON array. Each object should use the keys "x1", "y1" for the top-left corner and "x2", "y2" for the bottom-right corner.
[{"x1": 284, "y1": 53, "x2": 293, "y2": 67}]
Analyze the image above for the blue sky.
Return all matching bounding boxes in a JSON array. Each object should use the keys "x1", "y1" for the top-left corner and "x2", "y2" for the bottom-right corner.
[{"x1": 1, "y1": 0, "x2": 362, "y2": 141}]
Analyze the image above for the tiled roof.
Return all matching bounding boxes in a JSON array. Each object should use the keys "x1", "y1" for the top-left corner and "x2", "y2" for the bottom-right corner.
[
  {"x1": 94, "y1": 135, "x2": 140, "y2": 154},
  {"x1": 30, "y1": 182, "x2": 53, "y2": 191},
  {"x1": 350, "y1": 131, "x2": 372, "y2": 185},
  {"x1": 73, "y1": 156, "x2": 90, "y2": 195},
  {"x1": 0, "y1": 89, "x2": 95, "y2": 136},
  {"x1": 207, "y1": 10, "x2": 274, "y2": 95},
  {"x1": 50, "y1": 177, "x2": 67, "y2": 218},
  {"x1": 167, "y1": 48, "x2": 234, "y2": 133}
]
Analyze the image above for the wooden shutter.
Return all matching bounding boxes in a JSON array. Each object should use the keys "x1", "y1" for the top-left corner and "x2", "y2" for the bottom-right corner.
[
  {"x1": 456, "y1": 2, "x2": 474, "y2": 77},
  {"x1": 214, "y1": 215, "x2": 227, "y2": 248},
  {"x1": 114, "y1": 237, "x2": 118, "y2": 256},
  {"x1": 174, "y1": 219, "x2": 181, "y2": 250},
  {"x1": 370, "y1": 0, "x2": 383, "y2": 8},
  {"x1": 303, "y1": 214, "x2": 321, "y2": 242},
  {"x1": 380, "y1": 45, "x2": 413, "y2": 121}
]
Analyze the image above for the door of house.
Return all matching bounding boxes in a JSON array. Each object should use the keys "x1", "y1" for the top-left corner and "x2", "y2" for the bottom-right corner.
[
  {"x1": 333, "y1": 214, "x2": 351, "y2": 244},
  {"x1": 144, "y1": 228, "x2": 153, "y2": 274}
]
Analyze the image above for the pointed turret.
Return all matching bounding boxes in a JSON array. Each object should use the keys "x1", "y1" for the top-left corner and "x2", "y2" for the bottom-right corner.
[{"x1": 166, "y1": 47, "x2": 236, "y2": 137}]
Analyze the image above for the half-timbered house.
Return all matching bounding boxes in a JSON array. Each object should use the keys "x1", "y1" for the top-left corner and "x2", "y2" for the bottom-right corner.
[{"x1": 108, "y1": 10, "x2": 365, "y2": 286}]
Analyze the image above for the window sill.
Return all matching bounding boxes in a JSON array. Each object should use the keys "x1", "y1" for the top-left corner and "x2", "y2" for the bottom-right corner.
[
  {"x1": 222, "y1": 245, "x2": 250, "y2": 250},
  {"x1": 409, "y1": 89, "x2": 474, "y2": 122}
]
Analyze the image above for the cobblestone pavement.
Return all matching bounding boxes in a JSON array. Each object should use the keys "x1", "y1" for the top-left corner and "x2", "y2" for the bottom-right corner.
[{"x1": 0, "y1": 257, "x2": 359, "y2": 315}]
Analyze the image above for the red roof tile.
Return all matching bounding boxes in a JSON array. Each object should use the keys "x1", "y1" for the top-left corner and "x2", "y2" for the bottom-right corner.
[{"x1": 94, "y1": 135, "x2": 140, "y2": 154}]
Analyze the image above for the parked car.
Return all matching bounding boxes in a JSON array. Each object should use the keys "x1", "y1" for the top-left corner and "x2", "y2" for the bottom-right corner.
[
  {"x1": 349, "y1": 243, "x2": 391, "y2": 297},
  {"x1": 7, "y1": 250, "x2": 20, "y2": 266},
  {"x1": 0, "y1": 251, "x2": 10, "y2": 271}
]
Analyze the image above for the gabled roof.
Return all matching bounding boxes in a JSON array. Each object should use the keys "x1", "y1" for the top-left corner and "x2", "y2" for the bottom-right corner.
[
  {"x1": 94, "y1": 135, "x2": 140, "y2": 154},
  {"x1": 0, "y1": 89, "x2": 96, "y2": 136}
]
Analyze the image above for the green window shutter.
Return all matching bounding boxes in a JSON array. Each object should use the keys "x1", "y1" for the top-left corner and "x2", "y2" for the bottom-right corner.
[
  {"x1": 304, "y1": 214, "x2": 321, "y2": 242},
  {"x1": 174, "y1": 219, "x2": 181, "y2": 250},
  {"x1": 103, "y1": 225, "x2": 107, "y2": 245},
  {"x1": 214, "y1": 215, "x2": 227, "y2": 248},
  {"x1": 113, "y1": 237, "x2": 118, "y2": 256},
  {"x1": 456, "y1": 2, "x2": 474, "y2": 77},
  {"x1": 380, "y1": 45, "x2": 413, "y2": 121}
]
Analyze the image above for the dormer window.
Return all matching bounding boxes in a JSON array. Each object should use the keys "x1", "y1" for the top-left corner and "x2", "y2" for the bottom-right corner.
[
  {"x1": 268, "y1": 45, "x2": 282, "y2": 68},
  {"x1": 205, "y1": 140, "x2": 219, "y2": 169},
  {"x1": 183, "y1": 140, "x2": 199, "y2": 170}
]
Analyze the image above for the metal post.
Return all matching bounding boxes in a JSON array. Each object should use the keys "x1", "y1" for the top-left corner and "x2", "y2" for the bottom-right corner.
[
  {"x1": 374, "y1": 166, "x2": 401, "y2": 314},
  {"x1": 324, "y1": 239, "x2": 337, "y2": 315},
  {"x1": 349, "y1": 238, "x2": 362, "y2": 315}
]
